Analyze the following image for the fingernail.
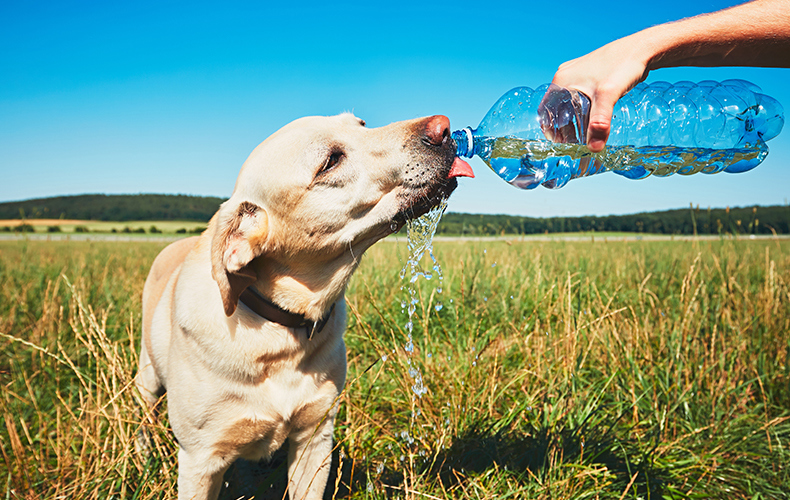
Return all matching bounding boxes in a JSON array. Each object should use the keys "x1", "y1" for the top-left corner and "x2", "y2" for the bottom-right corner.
[{"x1": 588, "y1": 139, "x2": 605, "y2": 152}]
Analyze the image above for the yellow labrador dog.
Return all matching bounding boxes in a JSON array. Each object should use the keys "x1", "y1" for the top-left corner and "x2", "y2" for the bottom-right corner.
[{"x1": 136, "y1": 113, "x2": 473, "y2": 500}]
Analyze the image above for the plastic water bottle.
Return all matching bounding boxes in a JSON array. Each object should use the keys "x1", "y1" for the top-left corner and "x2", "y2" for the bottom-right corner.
[{"x1": 452, "y1": 80, "x2": 784, "y2": 190}]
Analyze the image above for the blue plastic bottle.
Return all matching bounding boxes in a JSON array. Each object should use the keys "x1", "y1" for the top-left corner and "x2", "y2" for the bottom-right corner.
[{"x1": 452, "y1": 80, "x2": 784, "y2": 189}]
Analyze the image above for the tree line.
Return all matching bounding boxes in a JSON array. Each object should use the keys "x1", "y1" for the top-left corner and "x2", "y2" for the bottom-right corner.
[
  {"x1": 0, "y1": 194, "x2": 224, "y2": 222},
  {"x1": 1, "y1": 194, "x2": 789, "y2": 235},
  {"x1": 436, "y1": 205, "x2": 790, "y2": 236}
]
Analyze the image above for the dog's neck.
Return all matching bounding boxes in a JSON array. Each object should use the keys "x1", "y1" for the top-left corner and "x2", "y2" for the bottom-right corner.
[{"x1": 248, "y1": 253, "x2": 359, "y2": 321}]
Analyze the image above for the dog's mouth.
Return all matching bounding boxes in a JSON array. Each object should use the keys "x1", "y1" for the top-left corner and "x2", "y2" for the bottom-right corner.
[{"x1": 392, "y1": 152, "x2": 474, "y2": 228}]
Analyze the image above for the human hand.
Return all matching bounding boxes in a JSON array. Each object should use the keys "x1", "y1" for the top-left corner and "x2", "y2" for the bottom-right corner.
[
  {"x1": 550, "y1": 35, "x2": 652, "y2": 152},
  {"x1": 549, "y1": 0, "x2": 790, "y2": 152}
]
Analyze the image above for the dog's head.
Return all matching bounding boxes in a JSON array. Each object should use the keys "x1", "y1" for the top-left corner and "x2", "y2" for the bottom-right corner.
[{"x1": 209, "y1": 113, "x2": 473, "y2": 317}]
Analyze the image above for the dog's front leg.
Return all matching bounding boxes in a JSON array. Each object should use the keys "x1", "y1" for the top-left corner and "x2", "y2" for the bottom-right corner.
[
  {"x1": 287, "y1": 416, "x2": 335, "y2": 500},
  {"x1": 177, "y1": 446, "x2": 230, "y2": 500}
]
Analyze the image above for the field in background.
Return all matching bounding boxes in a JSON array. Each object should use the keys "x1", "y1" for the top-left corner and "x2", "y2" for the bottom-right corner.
[
  {"x1": 0, "y1": 219, "x2": 207, "y2": 234},
  {"x1": 1, "y1": 238, "x2": 789, "y2": 499}
]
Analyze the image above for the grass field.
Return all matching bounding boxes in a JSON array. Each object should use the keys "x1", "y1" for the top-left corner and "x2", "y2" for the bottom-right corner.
[
  {"x1": 1, "y1": 237, "x2": 789, "y2": 499},
  {"x1": 0, "y1": 219, "x2": 206, "y2": 234}
]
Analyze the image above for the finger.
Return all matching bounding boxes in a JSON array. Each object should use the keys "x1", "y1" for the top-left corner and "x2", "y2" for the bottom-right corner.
[{"x1": 586, "y1": 93, "x2": 617, "y2": 153}]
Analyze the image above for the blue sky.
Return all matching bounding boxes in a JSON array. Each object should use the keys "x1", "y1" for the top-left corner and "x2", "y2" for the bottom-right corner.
[{"x1": 1, "y1": 0, "x2": 788, "y2": 217}]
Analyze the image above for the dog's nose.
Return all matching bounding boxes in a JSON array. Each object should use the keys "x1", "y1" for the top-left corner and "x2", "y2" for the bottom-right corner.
[{"x1": 424, "y1": 115, "x2": 450, "y2": 146}]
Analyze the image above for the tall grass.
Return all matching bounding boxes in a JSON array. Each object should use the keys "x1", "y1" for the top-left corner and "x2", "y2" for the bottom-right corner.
[
  {"x1": 0, "y1": 241, "x2": 177, "y2": 499},
  {"x1": 1, "y1": 238, "x2": 788, "y2": 499}
]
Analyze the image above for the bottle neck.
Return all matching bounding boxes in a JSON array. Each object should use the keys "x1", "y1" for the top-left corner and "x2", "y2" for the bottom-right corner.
[{"x1": 451, "y1": 128, "x2": 475, "y2": 158}]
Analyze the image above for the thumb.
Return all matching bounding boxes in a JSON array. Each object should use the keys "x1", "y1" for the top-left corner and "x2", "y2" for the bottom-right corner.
[{"x1": 586, "y1": 91, "x2": 618, "y2": 153}]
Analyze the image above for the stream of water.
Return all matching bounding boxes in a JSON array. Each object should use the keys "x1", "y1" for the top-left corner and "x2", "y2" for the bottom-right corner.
[{"x1": 399, "y1": 198, "x2": 449, "y2": 399}]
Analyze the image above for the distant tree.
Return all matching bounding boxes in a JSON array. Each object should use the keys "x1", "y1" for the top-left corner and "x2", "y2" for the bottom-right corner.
[{"x1": 47, "y1": 226, "x2": 62, "y2": 233}]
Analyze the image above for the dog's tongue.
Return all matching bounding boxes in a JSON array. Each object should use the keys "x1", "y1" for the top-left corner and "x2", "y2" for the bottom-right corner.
[{"x1": 448, "y1": 157, "x2": 474, "y2": 179}]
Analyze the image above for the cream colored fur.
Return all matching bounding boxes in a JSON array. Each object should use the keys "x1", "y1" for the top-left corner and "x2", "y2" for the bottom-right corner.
[{"x1": 137, "y1": 113, "x2": 459, "y2": 500}]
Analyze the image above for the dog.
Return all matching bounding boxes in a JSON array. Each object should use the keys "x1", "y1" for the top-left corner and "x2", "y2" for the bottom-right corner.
[{"x1": 136, "y1": 113, "x2": 473, "y2": 500}]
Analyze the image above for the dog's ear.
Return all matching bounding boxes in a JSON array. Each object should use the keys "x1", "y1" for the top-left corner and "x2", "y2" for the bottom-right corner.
[{"x1": 210, "y1": 200, "x2": 269, "y2": 316}]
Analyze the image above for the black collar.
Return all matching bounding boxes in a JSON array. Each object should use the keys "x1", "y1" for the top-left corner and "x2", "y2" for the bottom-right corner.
[{"x1": 239, "y1": 286, "x2": 335, "y2": 339}]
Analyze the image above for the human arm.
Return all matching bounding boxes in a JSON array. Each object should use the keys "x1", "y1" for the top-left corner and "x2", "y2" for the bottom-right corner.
[{"x1": 551, "y1": 0, "x2": 790, "y2": 152}]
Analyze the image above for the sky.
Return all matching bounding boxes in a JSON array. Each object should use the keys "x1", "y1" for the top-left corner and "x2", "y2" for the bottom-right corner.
[{"x1": 1, "y1": 0, "x2": 788, "y2": 218}]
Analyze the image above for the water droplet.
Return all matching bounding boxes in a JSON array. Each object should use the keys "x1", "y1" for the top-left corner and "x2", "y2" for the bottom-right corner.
[
  {"x1": 435, "y1": 303, "x2": 443, "y2": 312},
  {"x1": 381, "y1": 354, "x2": 388, "y2": 362},
  {"x1": 412, "y1": 379, "x2": 427, "y2": 397}
]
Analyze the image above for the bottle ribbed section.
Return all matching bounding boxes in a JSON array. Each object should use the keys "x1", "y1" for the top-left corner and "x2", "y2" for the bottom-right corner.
[{"x1": 452, "y1": 80, "x2": 784, "y2": 190}]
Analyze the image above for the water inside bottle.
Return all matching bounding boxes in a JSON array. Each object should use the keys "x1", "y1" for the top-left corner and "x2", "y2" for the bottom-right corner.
[
  {"x1": 482, "y1": 137, "x2": 768, "y2": 189},
  {"x1": 399, "y1": 198, "x2": 448, "y2": 399}
]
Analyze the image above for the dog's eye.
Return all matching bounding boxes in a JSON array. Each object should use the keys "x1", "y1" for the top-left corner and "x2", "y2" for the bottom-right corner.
[
  {"x1": 319, "y1": 151, "x2": 344, "y2": 175},
  {"x1": 359, "y1": 119, "x2": 366, "y2": 127}
]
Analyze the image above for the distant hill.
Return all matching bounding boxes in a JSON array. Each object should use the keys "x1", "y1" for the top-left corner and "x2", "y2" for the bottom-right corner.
[
  {"x1": 0, "y1": 194, "x2": 225, "y2": 222},
  {"x1": 1, "y1": 194, "x2": 788, "y2": 235}
]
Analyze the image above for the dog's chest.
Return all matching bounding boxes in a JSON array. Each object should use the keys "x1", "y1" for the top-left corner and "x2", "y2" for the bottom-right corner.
[
  {"x1": 217, "y1": 365, "x2": 340, "y2": 461},
  {"x1": 205, "y1": 326, "x2": 345, "y2": 457}
]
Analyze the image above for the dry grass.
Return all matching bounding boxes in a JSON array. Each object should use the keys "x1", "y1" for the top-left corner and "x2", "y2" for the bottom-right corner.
[{"x1": 1, "y1": 237, "x2": 789, "y2": 499}]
